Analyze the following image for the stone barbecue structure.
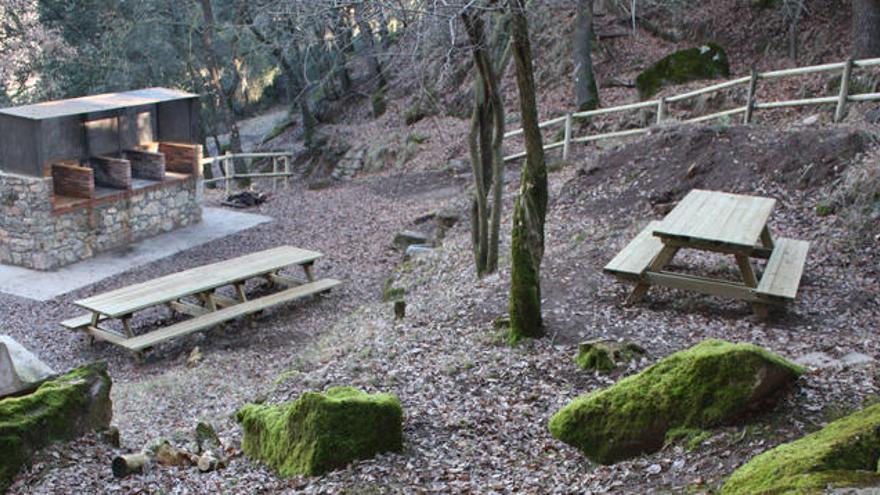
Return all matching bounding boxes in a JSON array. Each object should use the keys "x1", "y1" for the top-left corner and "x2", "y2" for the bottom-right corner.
[{"x1": 0, "y1": 88, "x2": 203, "y2": 270}]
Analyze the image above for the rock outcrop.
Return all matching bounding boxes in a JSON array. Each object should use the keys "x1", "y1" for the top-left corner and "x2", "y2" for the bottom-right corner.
[
  {"x1": 0, "y1": 362, "x2": 112, "y2": 491},
  {"x1": 722, "y1": 403, "x2": 880, "y2": 494},
  {"x1": 237, "y1": 386, "x2": 403, "y2": 476},
  {"x1": 0, "y1": 336, "x2": 55, "y2": 398},
  {"x1": 635, "y1": 44, "x2": 730, "y2": 98},
  {"x1": 549, "y1": 340, "x2": 803, "y2": 464}
]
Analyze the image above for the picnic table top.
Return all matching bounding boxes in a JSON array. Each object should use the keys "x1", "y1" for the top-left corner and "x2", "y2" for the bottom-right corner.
[
  {"x1": 653, "y1": 189, "x2": 776, "y2": 250},
  {"x1": 75, "y1": 246, "x2": 322, "y2": 317}
]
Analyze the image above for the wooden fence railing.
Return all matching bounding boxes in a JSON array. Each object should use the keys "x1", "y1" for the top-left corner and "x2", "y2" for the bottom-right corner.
[
  {"x1": 200, "y1": 151, "x2": 294, "y2": 195},
  {"x1": 503, "y1": 56, "x2": 880, "y2": 162}
]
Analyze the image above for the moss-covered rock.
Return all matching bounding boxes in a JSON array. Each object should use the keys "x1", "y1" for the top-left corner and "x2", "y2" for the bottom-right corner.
[
  {"x1": 549, "y1": 340, "x2": 803, "y2": 464},
  {"x1": 575, "y1": 339, "x2": 644, "y2": 373},
  {"x1": 236, "y1": 386, "x2": 403, "y2": 476},
  {"x1": 722, "y1": 404, "x2": 880, "y2": 494},
  {"x1": 636, "y1": 44, "x2": 730, "y2": 99},
  {"x1": 0, "y1": 362, "x2": 112, "y2": 492}
]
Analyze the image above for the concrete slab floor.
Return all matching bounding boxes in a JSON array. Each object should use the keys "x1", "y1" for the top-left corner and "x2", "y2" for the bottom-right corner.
[{"x1": 0, "y1": 207, "x2": 272, "y2": 301}]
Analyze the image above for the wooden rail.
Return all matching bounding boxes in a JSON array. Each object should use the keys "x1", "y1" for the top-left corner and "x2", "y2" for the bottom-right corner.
[
  {"x1": 200, "y1": 151, "x2": 294, "y2": 195},
  {"x1": 503, "y1": 56, "x2": 880, "y2": 162}
]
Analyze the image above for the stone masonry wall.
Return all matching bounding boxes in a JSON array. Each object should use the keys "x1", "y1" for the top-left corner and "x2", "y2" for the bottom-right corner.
[{"x1": 0, "y1": 172, "x2": 202, "y2": 270}]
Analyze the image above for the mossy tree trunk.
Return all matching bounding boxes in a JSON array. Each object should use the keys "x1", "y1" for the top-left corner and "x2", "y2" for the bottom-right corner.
[
  {"x1": 462, "y1": 8, "x2": 506, "y2": 278},
  {"x1": 507, "y1": 0, "x2": 548, "y2": 343},
  {"x1": 574, "y1": 0, "x2": 600, "y2": 111}
]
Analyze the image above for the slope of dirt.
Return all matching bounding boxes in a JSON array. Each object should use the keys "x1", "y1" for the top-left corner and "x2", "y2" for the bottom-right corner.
[{"x1": 560, "y1": 124, "x2": 872, "y2": 214}]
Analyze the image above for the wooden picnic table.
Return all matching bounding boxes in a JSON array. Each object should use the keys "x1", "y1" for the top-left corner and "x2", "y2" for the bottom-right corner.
[
  {"x1": 61, "y1": 246, "x2": 340, "y2": 358},
  {"x1": 604, "y1": 189, "x2": 809, "y2": 316}
]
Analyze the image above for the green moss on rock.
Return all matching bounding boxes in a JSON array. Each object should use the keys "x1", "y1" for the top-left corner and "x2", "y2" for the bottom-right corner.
[
  {"x1": 575, "y1": 340, "x2": 644, "y2": 373},
  {"x1": 0, "y1": 362, "x2": 112, "y2": 492},
  {"x1": 549, "y1": 340, "x2": 803, "y2": 464},
  {"x1": 722, "y1": 404, "x2": 880, "y2": 494},
  {"x1": 636, "y1": 44, "x2": 730, "y2": 99},
  {"x1": 236, "y1": 386, "x2": 403, "y2": 476}
]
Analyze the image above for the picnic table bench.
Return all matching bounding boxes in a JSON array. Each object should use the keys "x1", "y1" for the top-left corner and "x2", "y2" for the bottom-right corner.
[
  {"x1": 61, "y1": 246, "x2": 340, "y2": 358},
  {"x1": 604, "y1": 189, "x2": 809, "y2": 316}
]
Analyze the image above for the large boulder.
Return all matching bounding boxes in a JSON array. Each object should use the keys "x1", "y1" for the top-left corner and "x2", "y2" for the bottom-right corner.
[
  {"x1": 722, "y1": 404, "x2": 880, "y2": 494},
  {"x1": 0, "y1": 362, "x2": 112, "y2": 492},
  {"x1": 236, "y1": 386, "x2": 403, "y2": 476},
  {"x1": 0, "y1": 336, "x2": 55, "y2": 398},
  {"x1": 636, "y1": 44, "x2": 730, "y2": 99},
  {"x1": 549, "y1": 340, "x2": 803, "y2": 464}
]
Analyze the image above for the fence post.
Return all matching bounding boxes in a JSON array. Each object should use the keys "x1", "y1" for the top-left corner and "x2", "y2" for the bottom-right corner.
[
  {"x1": 285, "y1": 155, "x2": 292, "y2": 187},
  {"x1": 744, "y1": 70, "x2": 759, "y2": 124},
  {"x1": 272, "y1": 156, "x2": 278, "y2": 191},
  {"x1": 223, "y1": 151, "x2": 232, "y2": 197},
  {"x1": 834, "y1": 58, "x2": 854, "y2": 123},
  {"x1": 562, "y1": 114, "x2": 573, "y2": 161},
  {"x1": 656, "y1": 97, "x2": 666, "y2": 124}
]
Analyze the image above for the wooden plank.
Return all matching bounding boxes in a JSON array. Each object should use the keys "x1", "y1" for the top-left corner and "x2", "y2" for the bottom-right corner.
[
  {"x1": 269, "y1": 273, "x2": 307, "y2": 287},
  {"x1": 760, "y1": 61, "x2": 846, "y2": 79},
  {"x1": 119, "y1": 278, "x2": 341, "y2": 351},
  {"x1": 169, "y1": 300, "x2": 211, "y2": 317},
  {"x1": 644, "y1": 271, "x2": 764, "y2": 303},
  {"x1": 666, "y1": 76, "x2": 752, "y2": 103},
  {"x1": 572, "y1": 100, "x2": 659, "y2": 118},
  {"x1": 571, "y1": 127, "x2": 649, "y2": 144},
  {"x1": 85, "y1": 325, "x2": 130, "y2": 346},
  {"x1": 74, "y1": 246, "x2": 323, "y2": 317},
  {"x1": 654, "y1": 190, "x2": 776, "y2": 251},
  {"x1": 603, "y1": 221, "x2": 665, "y2": 281},
  {"x1": 61, "y1": 313, "x2": 107, "y2": 330},
  {"x1": 756, "y1": 237, "x2": 809, "y2": 300},
  {"x1": 754, "y1": 96, "x2": 838, "y2": 110},
  {"x1": 212, "y1": 295, "x2": 239, "y2": 308},
  {"x1": 682, "y1": 106, "x2": 747, "y2": 124}
]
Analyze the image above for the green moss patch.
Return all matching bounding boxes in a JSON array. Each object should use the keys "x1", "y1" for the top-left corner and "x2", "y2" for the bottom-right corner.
[
  {"x1": 236, "y1": 386, "x2": 403, "y2": 476},
  {"x1": 0, "y1": 362, "x2": 112, "y2": 492},
  {"x1": 636, "y1": 44, "x2": 730, "y2": 99},
  {"x1": 575, "y1": 340, "x2": 644, "y2": 373},
  {"x1": 722, "y1": 403, "x2": 880, "y2": 494},
  {"x1": 549, "y1": 340, "x2": 803, "y2": 464}
]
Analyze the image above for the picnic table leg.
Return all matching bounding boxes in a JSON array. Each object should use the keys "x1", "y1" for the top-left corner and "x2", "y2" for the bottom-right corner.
[
  {"x1": 760, "y1": 226, "x2": 775, "y2": 249},
  {"x1": 235, "y1": 283, "x2": 248, "y2": 302},
  {"x1": 626, "y1": 245, "x2": 679, "y2": 305},
  {"x1": 302, "y1": 262, "x2": 315, "y2": 282},
  {"x1": 87, "y1": 312, "x2": 100, "y2": 346},
  {"x1": 121, "y1": 316, "x2": 134, "y2": 338},
  {"x1": 735, "y1": 254, "x2": 769, "y2": 318},
  {"x1": 196, "y1": 290, "x2": 218, "y2": 312}
]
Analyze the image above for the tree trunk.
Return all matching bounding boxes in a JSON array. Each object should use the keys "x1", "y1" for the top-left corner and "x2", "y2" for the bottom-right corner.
[
  {"x1": 195, "y1": 0, "x2": 242, "y2": 157},
  {"x1": 462, "y1": 9, "x2": 505, "y2": 278},
  {"x1": 574, "y1": 0, "x2": 600, "y2": 111},
  {"x1": 356, "y1": 4, "x2": 385, "y2": 89},
  {"x1": 853, "y1": 0, "x2": 880, "y2": 58},
  {"x1": 507, "y1": 0, "x2": 548, "y2": 343}
]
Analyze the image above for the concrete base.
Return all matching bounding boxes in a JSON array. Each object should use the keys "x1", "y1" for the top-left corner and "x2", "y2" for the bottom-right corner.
[{"x1": 0, "y1": 207, "x2": 272, "y2": 301}]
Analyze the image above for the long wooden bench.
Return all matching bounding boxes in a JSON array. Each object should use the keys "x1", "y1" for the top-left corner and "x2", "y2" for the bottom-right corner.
[
  {"x1": 603, "y1": 221, "x2": 664, "y2": 282},
  {"x1": 109, "y1": 278, "x2": 340, "y2": 351},
  {"x1": 756, "y1": 237, "x2": 810, "y2": 301}
]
